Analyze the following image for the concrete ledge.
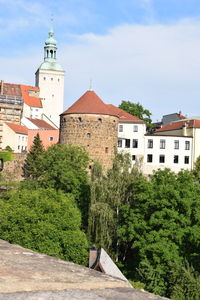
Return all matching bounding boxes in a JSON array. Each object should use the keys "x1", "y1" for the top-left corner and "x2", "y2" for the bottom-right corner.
[{"x1": 0, "y1": 240, "x2": 169, "y2": 299}]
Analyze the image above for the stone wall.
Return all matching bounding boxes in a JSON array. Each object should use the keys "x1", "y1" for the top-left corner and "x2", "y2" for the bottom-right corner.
[
  {"x1": 60, "y1": 113, "x2": 119, "y2": 169},
  {"x1": 3, "y1": 153, "x2": 26, "y2": 181}
]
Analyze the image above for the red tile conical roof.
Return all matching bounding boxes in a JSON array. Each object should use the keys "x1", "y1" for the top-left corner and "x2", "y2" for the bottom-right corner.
[{"x1": 61, "y1": 90, "x2": 118, "y2": 117}]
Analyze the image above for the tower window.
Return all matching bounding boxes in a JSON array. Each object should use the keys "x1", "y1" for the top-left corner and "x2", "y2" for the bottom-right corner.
[
  {"x1": 98, "y1": 118, "x2": 102, "y2": 122},
  {"x1": 105, "y1": 147, "x2": 109, "y2": 153},
  {"x1": 78, "y1": 117, "x2": 82, "y2": 122},
  {"x1": 86, "y1": 133, "x2": 91, "y2": 138},
  {"x1": 50, "y1": 50, "x2": 53, "y2": 58}
]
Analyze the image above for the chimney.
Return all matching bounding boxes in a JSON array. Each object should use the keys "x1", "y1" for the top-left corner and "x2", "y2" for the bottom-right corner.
[
  {"x1": 0, "y1": 80, "x2": 4, "y2": 95},
  {"x1": 182, "y1": 122, "x2": 188, "y2": 136}
]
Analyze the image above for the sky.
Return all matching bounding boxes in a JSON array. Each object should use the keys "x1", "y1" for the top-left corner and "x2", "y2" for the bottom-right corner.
[{"x1": 1, "y1": 0, "x2": 200, "y2": 121}]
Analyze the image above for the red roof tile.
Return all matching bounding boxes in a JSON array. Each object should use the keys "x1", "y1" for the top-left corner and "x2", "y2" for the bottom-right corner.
[
  {"x1": 20, "y1": 85, "x2": 42, "y2": 108},
  {"x1": 107, "y1": 104, "x2": 144, "y2": 123},
  {"x1": 27, "y1": 118, "x2": 56, "y2": 130},
  {"x1": 0, "y1": 82, "x2": 22, "y2": 97},
  {"x1": 156, "y1": 119, "x2": 200, "y2": 132},
  {"x1": 5, "y1": 122, "x2": 28, "y2": 135},
  {"x1": 61, "y1": 90, "x2": 118, "y2": 117}
]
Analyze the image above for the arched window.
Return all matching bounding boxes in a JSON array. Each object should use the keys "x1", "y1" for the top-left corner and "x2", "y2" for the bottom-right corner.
[
  {"x1": 47, "y1": 50, "x2": 49, "y2": 58},
  {"x1": 50, "y1": 50, "x2": 53, "y2": 58}
]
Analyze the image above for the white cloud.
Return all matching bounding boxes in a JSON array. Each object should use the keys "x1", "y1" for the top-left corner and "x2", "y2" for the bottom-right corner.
[{"x1": 1, "y1": 18, "x2": 200, "y2": 121}]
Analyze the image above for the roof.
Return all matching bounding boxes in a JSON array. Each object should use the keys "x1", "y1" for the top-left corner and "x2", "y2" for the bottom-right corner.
[
  {"x1": 5, "y1": 122, "x2": 28, "y2": 135},
  {"x1": 61, "y1": 90, "x2": 118, "y2": 117},
  {"x1": 38, "y1": 61, "x2": 64, "y2": 72},
  {"x1": 0, "y1": 82, "x2": 22, "y2": 98},
  {"x1": 20, "y1": 85, "x2": 42, "y2": 108},
  {"x1": 107, "y1": 104, "x2": 144, "y2": 123},
  {"x1": 155, "y1": 119, "x2": 200, "y2": 132},
  {"x1": 27, "y1": 118, "x2": 56, "y2": 130}
]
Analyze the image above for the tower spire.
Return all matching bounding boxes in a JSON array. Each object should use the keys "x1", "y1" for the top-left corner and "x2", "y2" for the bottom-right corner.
[{"x1": 44, "y1": 18, "x2": 57, "y2": 62}]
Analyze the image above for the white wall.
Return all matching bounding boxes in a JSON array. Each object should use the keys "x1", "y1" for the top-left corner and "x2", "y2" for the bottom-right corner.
[
  {"x1": 1, "y1": 124, "x2": 28, "y2": 153},
  {"x1": 143, "y1": 135, "x2": 193, "y2": 174},
  {"x1": 117, "y1": 121, "x2": 146, "y2": 164},
  {"x1": 36, "y1": 69, "x2": 64, "y2": 128}
]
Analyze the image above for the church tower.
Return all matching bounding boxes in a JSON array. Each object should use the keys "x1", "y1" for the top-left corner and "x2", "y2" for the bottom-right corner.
[{"x1": 35, "y1": 24, "x2": 65, "y2": 128}]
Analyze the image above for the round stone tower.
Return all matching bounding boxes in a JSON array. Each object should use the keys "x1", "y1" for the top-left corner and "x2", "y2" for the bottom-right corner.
[{"x1": 59, "y1": 90, "x2": 119, "y2": 169}]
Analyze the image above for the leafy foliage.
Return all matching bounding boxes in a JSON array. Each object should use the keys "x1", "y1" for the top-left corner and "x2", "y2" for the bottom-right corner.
[
  {"x1": 0, "y1": 151, "x2": 13, "y2": 161},
  {"x1": 23, "y1": 133, "x2": 44, "y2": 179},
  {"x1": 118, "y1": 169, "x2": 200, "y2": 297},
  {"x1": 119, "y1": 100, "x2": 152, "y2": 128},
  {"x1": 0, "y1": 188, "x2": 88, "y2": 265}
]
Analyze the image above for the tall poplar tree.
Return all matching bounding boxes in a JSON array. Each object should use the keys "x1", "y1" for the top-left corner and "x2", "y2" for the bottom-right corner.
[{"x1": 23, "y1": 133, "x2": 44, "y2": 179}]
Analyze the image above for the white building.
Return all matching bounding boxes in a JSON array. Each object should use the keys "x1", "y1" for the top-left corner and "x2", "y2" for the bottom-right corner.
[
  {"x1": 107, "y1": 105, "x2": 146, "y2": 164},
  {"x1": 143, "y1": 134, "x2": 192, "y2": 174},
  {"x1": 2, "y1": 123, "x2": 28, "y2": 153},
  {"x1": 35, "y1": 24, "x2": 65, "y2": 128}
]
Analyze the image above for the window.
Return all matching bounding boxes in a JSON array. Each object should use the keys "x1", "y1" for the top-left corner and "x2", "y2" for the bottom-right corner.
[
  {"x1": 105, "y1": 147, "x2": 109, "y2": 153},
  {"x1": 125, "y1": 139, "x2": 130, "y2": 148},
  {"x1": 132, "y1": 139, "x2": 138, "y2": 148},
  {"x1": 49, "y1": 137, "x2": 54, "y2": 141},
  {"x1": 159, "y1": 155, "x2": 165, "y2": 163},
  {"x1": 52, "y1": 94, "x2": 54, "y2": 98},
  {"x1": 160, "y1": 139, "x2": 166, "y2": 149},
  {"x1": 98, "y1": 118, "x2": 102, "y2": 122},
  {"x1": 18, "y1": 136, "x2": 21, "y2": 141},
  {"x1": 184, "y1": 156, "x2": 189, "y2": 164},
  {"x1": 174, "y1": 140, "x2": 179, "y2": 149},
  {"x1": 133, "y1": 125, "x2": 138, "y2": 132},
  {"x1": 118, "y1": 139, "x2": 122, "y2": 148},
  {"x1": 58, "y1": 79, "x2": 60, "y2": 82},
  {"x1": 51, "y1": 78, "x2": 53, "y2": 81},
  {"x1": 185, "y1": 141, "x2": 190, "y2": 150},
  {"x1": 18, "y1": 145, "x2": 20, "y2": 150},
  {"x1": 78, "y1": 117, "x2": 82, "y2": 122},
  {"x1": 148, "y1": 139, "x2": 153, "y2": 148},
  {"x1": 174, "y1": 155, "x2": 179, "y2": 164},
  {"x1": 119, "y1": 125, "x2": 123, "y2": 132},
  {"x1": 147, "y1": 154, "x2": 153, "y2": 163},
  {"x1": 43, "y1": 77, "x2": 46, "y2": 80},
  {"x1": 132, "y1": 155, "x2": 136, "y2": 161},
  {"x1": 86, "y1": 133, "x2": 91, "y2": 138},
  {"x1": 22, "y1": 136, "x2": 24, "y2": 141}
]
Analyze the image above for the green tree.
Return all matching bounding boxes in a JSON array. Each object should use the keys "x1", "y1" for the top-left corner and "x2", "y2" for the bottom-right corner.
[
  {"x1": 171, "y1": 263, "x2": 200, "y2": 300},
  {"x1": 118, "y1": 169, "x2": 200, "y2": 297},
  {"x1": 0, "y1": 188, "x2": 88, "y2": 265},
  {"x1": 88, "y1": 152, "x2": 141, "y2": 258},
  {"x1": 23, "y1": 133, "x2": 44, "y2": 179},
  {"x1": 119, "y1": 100, "x2": 152, "y2": 128}
]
